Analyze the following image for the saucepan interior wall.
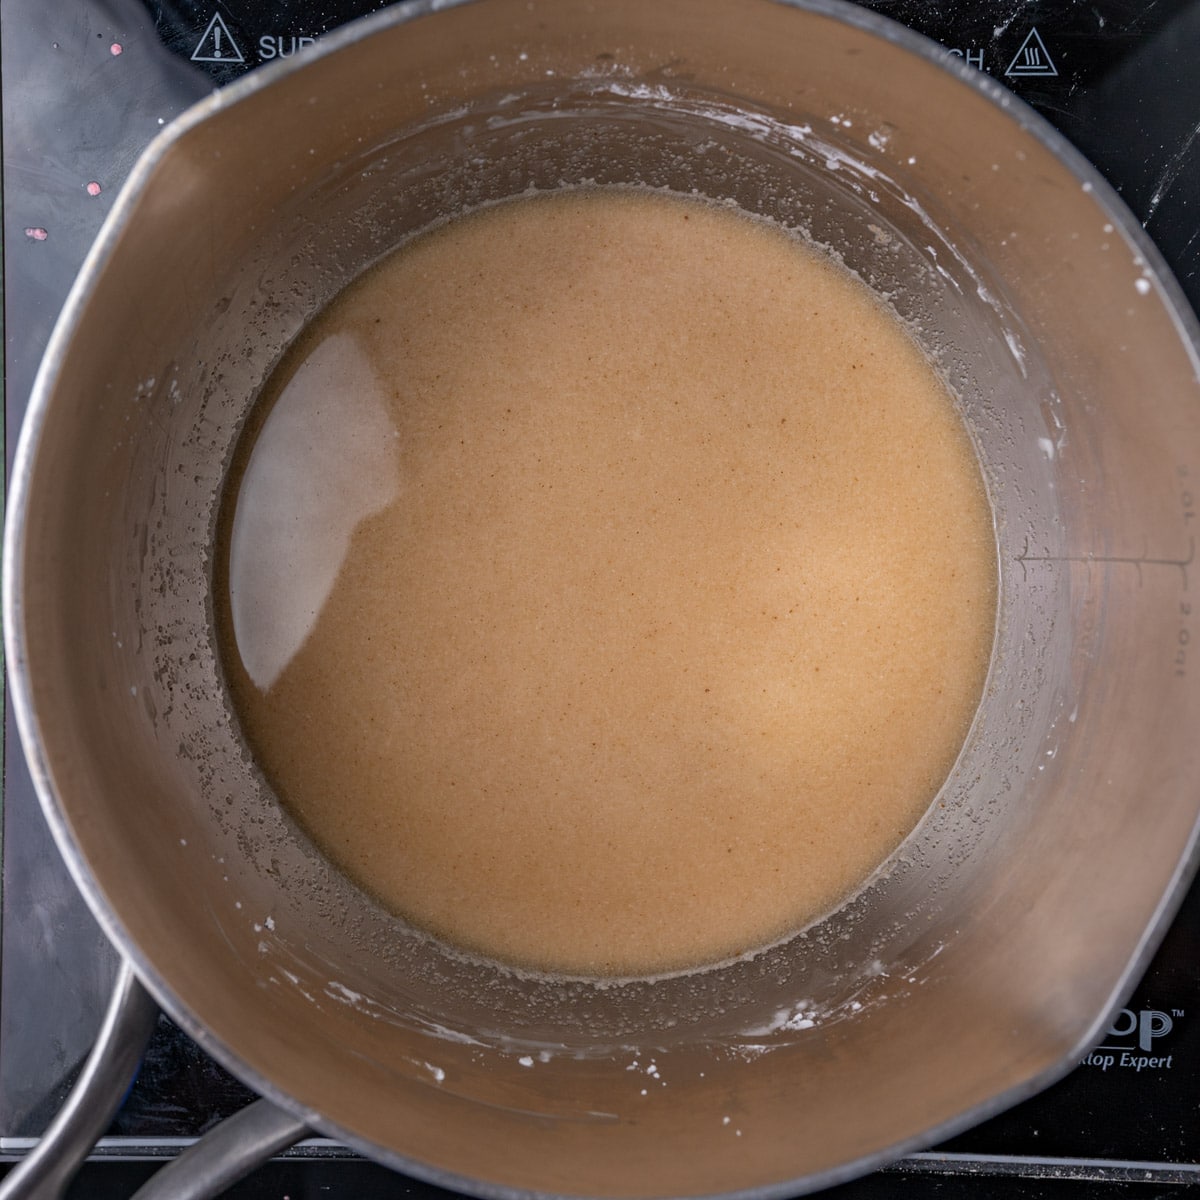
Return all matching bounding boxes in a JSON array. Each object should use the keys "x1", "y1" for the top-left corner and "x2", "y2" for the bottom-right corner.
[{"x1": 94, "y1": 78, "x2": 1051, "y2": 1053}]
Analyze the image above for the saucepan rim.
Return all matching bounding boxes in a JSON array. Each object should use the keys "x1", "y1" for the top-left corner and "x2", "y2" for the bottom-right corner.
[{"x1": 6, "y1": 0, "x2": 1200, "y2": 1196}]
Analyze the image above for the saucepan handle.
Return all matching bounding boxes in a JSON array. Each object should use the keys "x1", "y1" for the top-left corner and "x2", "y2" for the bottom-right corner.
[
  {"x1": 0, "y1": 959, "x2": 311, "y2": 1200},
  {"x1": 0, "y1": 958, "x2": 158, "y2": 1200},
  {"x1": 130, "y1": 1096, "x2": 312, "y2": 1200}
]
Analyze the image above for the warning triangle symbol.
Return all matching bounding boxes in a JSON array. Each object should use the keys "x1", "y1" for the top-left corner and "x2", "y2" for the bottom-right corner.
[
  {"x1": 1005, "y1": 27, "x2": 1058, "y2": 77},
  {"x1": 191, "y1": 12, "x2": 245, "y2": 64}
]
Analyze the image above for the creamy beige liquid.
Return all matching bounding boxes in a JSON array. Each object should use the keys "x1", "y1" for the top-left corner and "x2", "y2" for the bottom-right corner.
[{"x1": 218, "y1": 188, "x2": 996, "y2": 978}]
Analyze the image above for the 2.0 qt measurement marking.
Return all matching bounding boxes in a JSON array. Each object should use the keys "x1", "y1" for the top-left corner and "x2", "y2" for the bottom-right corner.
[
  {"x1": 1177, "y1": 465, "x2": 1194, "y2": 677},
  {"x1": 1015, "y1": 464, "x2": 1196, "y2": 679}
]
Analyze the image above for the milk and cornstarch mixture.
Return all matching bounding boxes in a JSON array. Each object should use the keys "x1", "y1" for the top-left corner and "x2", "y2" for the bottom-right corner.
[{"x1": 217, "y1": 188, "x2": 996, "y2": 977}]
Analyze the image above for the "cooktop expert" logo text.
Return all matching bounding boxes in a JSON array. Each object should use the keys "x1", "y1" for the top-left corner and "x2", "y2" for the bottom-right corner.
[{"x1": 1082, "y1": 1006, "x2": 1184, "y2": 1072}]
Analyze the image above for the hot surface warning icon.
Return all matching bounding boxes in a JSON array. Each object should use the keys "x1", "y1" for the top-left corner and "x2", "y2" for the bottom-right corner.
[
  {"x1": 192, "y1": 12, "x2": 245, "y2": 64},
  {"x1": 1005, "y1": 27, "x2": 1058, "y2": 78}
]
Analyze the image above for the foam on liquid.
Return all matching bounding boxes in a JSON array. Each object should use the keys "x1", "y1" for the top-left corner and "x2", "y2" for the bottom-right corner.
[{"x1": 217, "y1": 189, "x2": 996, "y2": 977}]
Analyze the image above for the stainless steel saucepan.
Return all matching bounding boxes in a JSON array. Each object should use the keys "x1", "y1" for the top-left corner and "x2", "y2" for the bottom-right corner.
[{"x1": 5, "y1": 0, "x2": 1200, "y2": 1196}]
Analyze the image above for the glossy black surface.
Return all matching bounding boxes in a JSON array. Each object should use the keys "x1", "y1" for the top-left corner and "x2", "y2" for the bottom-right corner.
[{"x1": 3, "y1": 0, "x2": 1199, "y2": 1194}]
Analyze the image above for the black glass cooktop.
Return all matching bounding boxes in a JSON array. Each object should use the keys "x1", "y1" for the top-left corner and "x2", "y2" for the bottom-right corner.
[{"x1": 3, "y1": 1, "x2": 1199, "y2": 1196}]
